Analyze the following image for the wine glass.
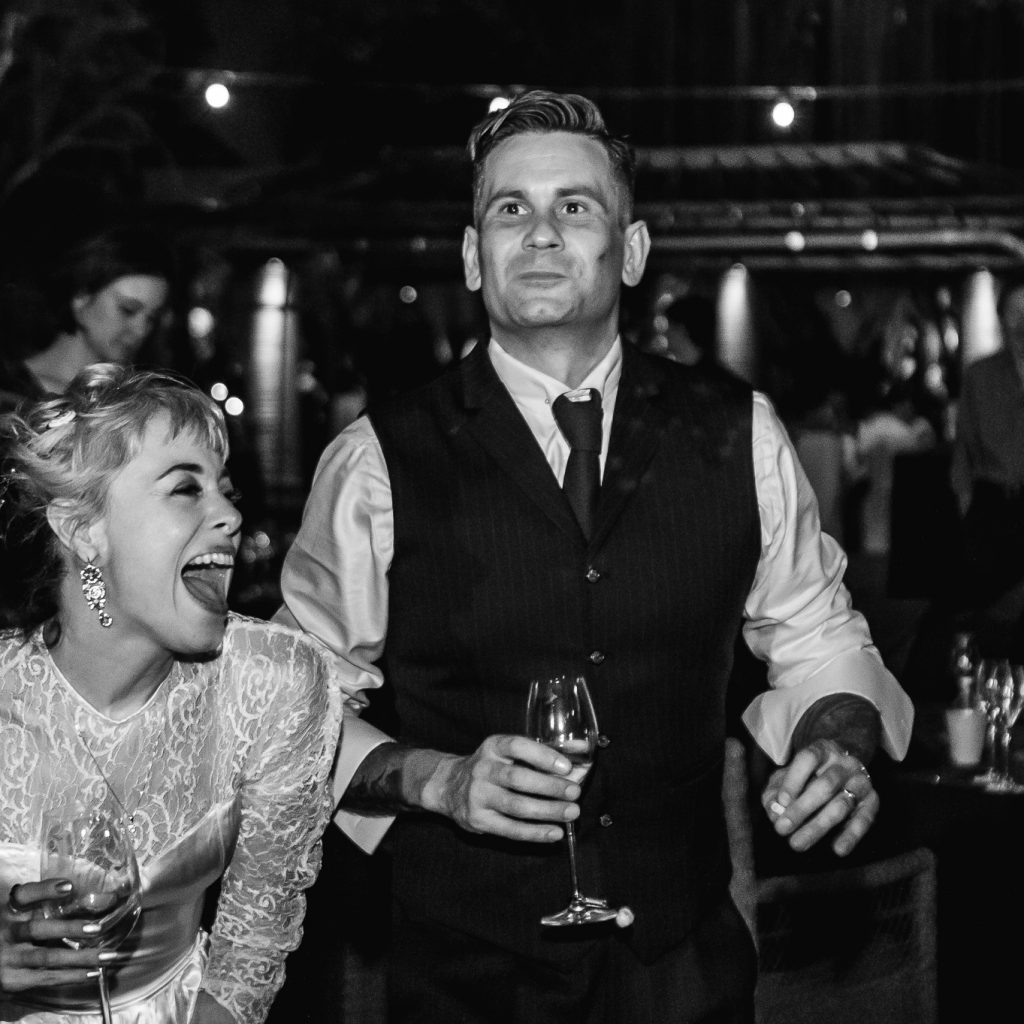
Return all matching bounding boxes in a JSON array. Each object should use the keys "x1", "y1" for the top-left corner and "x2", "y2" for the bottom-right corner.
[
  {"x1": 525, "y1": 673, "x2": 621, "y2": 926},
  {"x1": 972, "y1": 658, "x2": 1003, "y2": 786},
  {"x1": 991, "y1": 662, "x2": 1024, "y2": 793},
  {"x1": 40, "y1": 801, "x2": 142, "y2": 1024}
]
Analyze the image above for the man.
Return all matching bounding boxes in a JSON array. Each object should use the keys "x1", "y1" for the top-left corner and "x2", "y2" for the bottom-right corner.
[
  {"x1": 950, "y1": 280, "x2": 1024, "y2": 657},
  {"x1": 276, "y1": 91, "x2": 913, "y2": 1023}
]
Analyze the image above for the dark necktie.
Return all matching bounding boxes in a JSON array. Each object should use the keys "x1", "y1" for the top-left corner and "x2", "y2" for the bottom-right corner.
[{"x1": 552, "y1": 389, "x2": 603, "y2": 540}]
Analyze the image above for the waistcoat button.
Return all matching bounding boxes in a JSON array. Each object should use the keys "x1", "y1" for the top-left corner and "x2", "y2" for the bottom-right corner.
[
  {"x1": 599, "y1": 814, "x2": 613, "y2": 827},
  {"x1": 596, "y1": 734, "x2": 610, "y2": 748},
  {"x1": 588, "y1": 651, "x2": 605, "y2": 664},
  {"x1": 585, "y1": 567, "x2": 601, "y2": 583}
]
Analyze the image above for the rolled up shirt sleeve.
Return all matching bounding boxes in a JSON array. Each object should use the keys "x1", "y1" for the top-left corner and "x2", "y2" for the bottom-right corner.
[
  {"x1": 273, "y1": 416, "x2": 397, "y2": 853},
  {"x1": 740, "y1": 393, "x2": 915, "y2": 765}
]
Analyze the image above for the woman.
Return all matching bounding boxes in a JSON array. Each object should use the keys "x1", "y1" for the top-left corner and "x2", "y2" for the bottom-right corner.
[
  {"x1": 0, "y1": 228, "x2": 173, "y2": 413},
  {"x1": 0, "y1": 366, "x2": 342, "y2": 1023}
]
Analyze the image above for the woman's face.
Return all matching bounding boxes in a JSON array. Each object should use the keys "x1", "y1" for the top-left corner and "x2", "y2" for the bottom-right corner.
[
  {"x1": 72, "y1": 274, "x2": 170, "y2": 364},
  {"x1": 91, "y1": 412, "x2": 242, "y2": 657}
]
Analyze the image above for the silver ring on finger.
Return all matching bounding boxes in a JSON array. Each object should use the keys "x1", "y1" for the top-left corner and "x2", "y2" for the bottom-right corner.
[{"x1": 840, "y1": 787, "x2": 859, "y2": 807}]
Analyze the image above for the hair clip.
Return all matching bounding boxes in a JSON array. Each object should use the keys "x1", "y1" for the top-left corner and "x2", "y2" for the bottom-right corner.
[{"x1": 45, "y1": 409, "x2": 76, "y2": 431}]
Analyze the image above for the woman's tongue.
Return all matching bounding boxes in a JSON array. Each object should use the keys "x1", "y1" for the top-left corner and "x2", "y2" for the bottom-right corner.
[{"x1": 181, "y1": 566, "x2": 230, "y2": 614}]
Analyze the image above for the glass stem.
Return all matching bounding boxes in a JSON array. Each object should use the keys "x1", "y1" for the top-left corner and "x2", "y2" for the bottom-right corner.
[
  {"x1": 999, "y1": 727, "x2": 1012, "y2": 780},
  {"x1": 986, "y1": 720, "x2": 998, "y2": 771},
  {"x1": 564, "y1": 820, "x2": 584, "y2": 901},
  {"x1": 97, "y1": 966, "x2": 114, "y2": 1024}
]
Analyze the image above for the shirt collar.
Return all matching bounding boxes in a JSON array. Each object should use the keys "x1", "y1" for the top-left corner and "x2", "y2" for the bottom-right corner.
[{"x1": 487, "y1": 336, "x2": 623, "y2": 406}]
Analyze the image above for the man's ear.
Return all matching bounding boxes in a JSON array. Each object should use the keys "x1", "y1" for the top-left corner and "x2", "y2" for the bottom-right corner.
[
  {"x1": 621, "y1": 220, "x2": 651, "y2": 288},
  {"x1": 45, "y1": 501, "x2": 106, "y2": 566},
  {"x1": 462, "y1": 227, "x2": 482, "y2": 293}
]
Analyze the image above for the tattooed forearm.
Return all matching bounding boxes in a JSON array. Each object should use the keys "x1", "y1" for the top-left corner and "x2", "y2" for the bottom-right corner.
[
  {"x1": 341, "y1": 742, "x2": 447, "y2": 815},
  {"x1": 790, "y1": 694, "x2": 882, "y2": 765}
]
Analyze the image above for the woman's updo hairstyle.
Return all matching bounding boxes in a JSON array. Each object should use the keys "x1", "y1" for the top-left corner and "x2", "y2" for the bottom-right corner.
[{"x1": 0, "y1": 363, "x2": 229, "y2": 636}]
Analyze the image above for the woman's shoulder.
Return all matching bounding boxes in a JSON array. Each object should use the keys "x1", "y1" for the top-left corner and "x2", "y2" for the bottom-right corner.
[{"x1": 217, "y1": 612, "x2": 339, "y2": 690}]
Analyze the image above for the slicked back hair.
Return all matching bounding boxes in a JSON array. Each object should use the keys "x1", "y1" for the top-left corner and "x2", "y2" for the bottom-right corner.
[{"x1": 467, "y1": 90, "x2": 637, "y2": 227}]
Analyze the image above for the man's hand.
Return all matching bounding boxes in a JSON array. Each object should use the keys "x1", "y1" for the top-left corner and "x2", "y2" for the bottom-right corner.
[
  {"x1": 426, "y1": 734, "x2": 583, "y2": 842},
  {"x1": 761, "y1": 738, "x2": 877, "y2": 857},
  {"x1": 1, "y1": 880, "x2": 122, "y2": 994},
  {"x1": 344, "y1": 735, "x2": 582, "y2": 843}
]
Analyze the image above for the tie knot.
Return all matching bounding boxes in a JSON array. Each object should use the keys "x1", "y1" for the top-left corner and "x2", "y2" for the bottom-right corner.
[{"x1": 552, "y1": 389, "x2": 603, "y2": 452}]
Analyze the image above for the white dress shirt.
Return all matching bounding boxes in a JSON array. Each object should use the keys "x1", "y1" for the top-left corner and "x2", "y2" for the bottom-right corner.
[{"x1": 275, "y1": 338, "x2": 914, "y2": 853}]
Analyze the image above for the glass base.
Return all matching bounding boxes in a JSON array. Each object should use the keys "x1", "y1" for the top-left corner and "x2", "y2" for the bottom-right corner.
[{"x1": 541, "y1": 896, "x2": 620, "y2": 927}]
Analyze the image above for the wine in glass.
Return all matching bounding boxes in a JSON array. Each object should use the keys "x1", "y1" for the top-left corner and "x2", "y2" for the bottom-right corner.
[
  {"x1": 526, "y1": 673, "x2": 621, "y2": 926},
  {"x1": 40, "y1": 801, "x2": 142, "y2": 1024}
]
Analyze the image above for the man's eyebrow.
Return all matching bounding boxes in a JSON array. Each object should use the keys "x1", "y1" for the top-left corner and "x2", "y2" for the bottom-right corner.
[{"x1": 484, "y1": 185, "x2": 611, "y2": 209}]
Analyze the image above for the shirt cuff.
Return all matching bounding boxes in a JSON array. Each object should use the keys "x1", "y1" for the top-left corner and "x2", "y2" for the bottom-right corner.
[
  {"x1": 741, "y1": 646, "x2": 915, "y2": 765},
  {"x1": 330, "y1": 715, "x2": 396, "y2": 854}
]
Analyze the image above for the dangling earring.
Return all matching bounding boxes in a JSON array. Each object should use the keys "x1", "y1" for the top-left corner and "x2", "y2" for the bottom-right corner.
[{"x1": 80, "y1": 562, "x2": 113, "y2": 628}]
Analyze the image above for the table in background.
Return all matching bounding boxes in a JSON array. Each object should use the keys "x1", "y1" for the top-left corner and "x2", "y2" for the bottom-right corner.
[{"x1": 880, "y1": 701, "x2": 1024, "y2": 1024}]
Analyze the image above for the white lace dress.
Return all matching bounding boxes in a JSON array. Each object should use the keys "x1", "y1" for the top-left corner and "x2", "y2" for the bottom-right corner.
[{"x1": 0, "y1": 614, "x2": 343, "y2": 1024}]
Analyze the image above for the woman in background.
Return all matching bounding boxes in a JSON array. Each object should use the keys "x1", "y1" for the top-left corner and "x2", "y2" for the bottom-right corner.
[
  {"x1": 0, "y1": 365, "x2": 342, "y2": 1023},
  {"x1": 0, "y1": 227, "x2": 173, "y2": 413}
]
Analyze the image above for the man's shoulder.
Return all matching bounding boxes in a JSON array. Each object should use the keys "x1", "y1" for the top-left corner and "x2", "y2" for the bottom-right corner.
[
  {"x1": 367, "y1": 349, "x2": 477, "y2": 428},
  {"x1": 626, "y1": 345, "x2": 752, "y2": 405}
]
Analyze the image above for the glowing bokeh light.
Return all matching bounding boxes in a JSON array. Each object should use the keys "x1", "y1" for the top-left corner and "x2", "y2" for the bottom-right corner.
[
  {"x1": 771, "y1": 100, "x2": 796, "y2": 129},
  {"x1": 205, "y1": 83, "x2": 230, "y2": 109},
  {"x1": 188, "y1": 306, "x2": 214, "y2": 338},
  {"x1": 210, "y1": 382, "x2": 229, "y2": 402}
]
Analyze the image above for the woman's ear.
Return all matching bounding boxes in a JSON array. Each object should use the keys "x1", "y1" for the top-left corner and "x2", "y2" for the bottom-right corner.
[
  {"x1": 45, "y1": 501, "x2": 107, "y2": 566},
  {"x1": 70, "y1": 292, "x2": 92, "y2": 328}
]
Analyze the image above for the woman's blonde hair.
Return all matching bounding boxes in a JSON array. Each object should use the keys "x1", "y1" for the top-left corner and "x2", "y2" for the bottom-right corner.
[{"x1": 0, "y1": 364, "x2": 229, "y2": 634}]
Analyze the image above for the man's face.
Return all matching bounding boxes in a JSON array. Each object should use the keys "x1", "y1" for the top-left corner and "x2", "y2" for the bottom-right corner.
[{"x1": 462, "y1": 132, "x2": 648, "y2": 343}]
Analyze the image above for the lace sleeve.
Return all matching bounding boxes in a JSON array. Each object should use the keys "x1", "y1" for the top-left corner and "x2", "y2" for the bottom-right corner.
[{"x1": 200, "y1": 622, "x2": 343, "y2": 1024}]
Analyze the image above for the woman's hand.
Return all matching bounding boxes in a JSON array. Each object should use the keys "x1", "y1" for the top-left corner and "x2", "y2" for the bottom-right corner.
[{"x1": 1, "y1": 880, "x2": 120, "y2": 993}]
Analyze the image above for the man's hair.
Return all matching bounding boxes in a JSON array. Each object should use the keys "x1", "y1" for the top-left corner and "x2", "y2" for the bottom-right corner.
[{"x1": 466, "y1": 90, "x2": 637, "y2": 226}]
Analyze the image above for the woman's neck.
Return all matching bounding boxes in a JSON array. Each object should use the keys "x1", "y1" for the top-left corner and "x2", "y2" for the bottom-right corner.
[
  {"x1": 46, "y1": 615, "x2": 175, "y2": 720},
  {"x1": 24, "y1": 333, "x2": 93, "y2": 394}
]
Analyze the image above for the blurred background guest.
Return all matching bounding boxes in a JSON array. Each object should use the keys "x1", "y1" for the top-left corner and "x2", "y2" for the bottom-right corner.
[
  {"x1": 661, "y1": 293, "x2": 718, "y2": 367},
  {"x1": 0, "y1": 226, "x2": 174, "y2": 413},
  {"x1": 949, "y1": 279, "x2": 1024, "y2": 659}
]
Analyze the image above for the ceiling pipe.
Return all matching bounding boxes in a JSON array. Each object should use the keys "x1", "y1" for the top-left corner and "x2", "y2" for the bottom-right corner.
[{"x1": 652, "y1": 227, "x2": 1024, "y2": 260}]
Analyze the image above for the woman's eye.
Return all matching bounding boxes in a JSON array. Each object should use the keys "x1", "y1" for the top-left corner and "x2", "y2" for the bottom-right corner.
[
  {"x1": 224, "y1": 488, "x2": 243, "y2": 505},
  {"x1": 172, "y1": 482, "x2": 202, "y2": 497}
]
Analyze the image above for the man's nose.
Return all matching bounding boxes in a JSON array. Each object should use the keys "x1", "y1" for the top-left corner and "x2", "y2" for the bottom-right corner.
[{"x1": 523, "y1": 212, "x2": 563, "y2": 249}]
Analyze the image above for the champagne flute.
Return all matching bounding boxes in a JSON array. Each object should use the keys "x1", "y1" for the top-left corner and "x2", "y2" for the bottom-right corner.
[
  {"x1": 40, "y1": 801, "x2": 142, "y2": 1024},
  {"x1": 526, "y1": 673, "x2": 621, "y2": 926}
]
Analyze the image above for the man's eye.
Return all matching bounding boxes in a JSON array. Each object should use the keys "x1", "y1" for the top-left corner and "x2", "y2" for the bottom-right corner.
[
  {"x1": 498, "y1": 202, "x2": 524, "y2": 215},
  {"x1": 563, "y1": 201, "x2": 584, "y2": 214}
]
